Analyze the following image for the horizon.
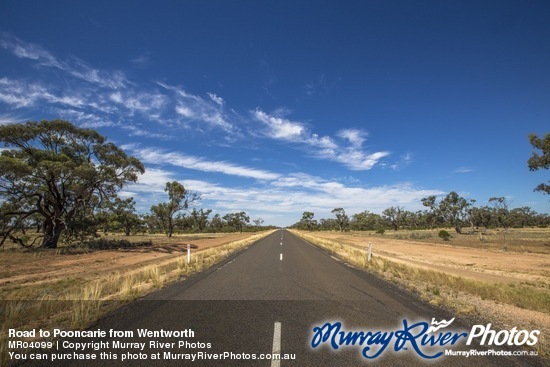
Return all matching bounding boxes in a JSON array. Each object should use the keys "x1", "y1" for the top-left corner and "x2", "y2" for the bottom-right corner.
[{"x1": 1, "y1": 1, "x2": 549, "y2": 227}]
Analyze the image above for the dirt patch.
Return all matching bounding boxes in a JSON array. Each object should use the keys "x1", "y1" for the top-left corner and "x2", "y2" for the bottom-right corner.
[{"x1": 305, "y1": 231, "x2": 549, "y2": 286}]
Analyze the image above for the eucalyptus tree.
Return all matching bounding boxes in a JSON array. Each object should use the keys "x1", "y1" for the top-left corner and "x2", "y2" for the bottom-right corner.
[
  {"x1": 331, "y1": 208, "x2": 349, "y2": 232},
  {"x1": 422, "y1": 192, "x2": 474, "y2": 233},
  {"x1": 151, "y1": 181, "x2": 201, "y2": 237},
  {"x1": 0, "y1": 120, "x2": 144, "y2": 248},
  {"x1": 223, "y1": 212, "x2": 250, "y2": 233},
  {"x1": 528, "y1": 133, "x2": 550, "y2": 195},
  {"x1": 109, "y1": 197, "x2": 141, "y2": 236}
]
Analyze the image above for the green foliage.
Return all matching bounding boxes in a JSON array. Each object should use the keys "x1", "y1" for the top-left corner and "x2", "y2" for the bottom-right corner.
[
  {"x1": 331, "y1": 208, "x2": 349, "y2": 232},
  {"x1": 422, "y1": 192, "x2": 474, "y2": 234},
  {"x1": 0, "y1": 120, "x2": 144, "y2": 248},
  {"x1": 150, "y1": 181, "x2": 201, "y2": 237},
  {"x1": 294, "y1": 211, "x2": 318, "y2": 230},
  {"x1": 382, "y1": 206, "x2": 403, "y2": 231},
  {"x1": 222, "y1": 212, "x2": 250, "y2": 233},
  {"x1": 438, "y1": 230, "x2": 451, "y2": 241},
  {"x1": 375, "y1": 228, "x2": 385, "y2": 235},
  {"x1": 528, "y1": 133, "x2": 550, "y2": 194}
]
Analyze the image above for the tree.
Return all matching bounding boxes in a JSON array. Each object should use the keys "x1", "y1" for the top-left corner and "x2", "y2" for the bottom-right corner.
[
  {"x1": 109, "y1": 197, "x2": 141, "y2": 236},
  {"x1": 470, "y1": 206, "x2": 493, "y2": 231},
  {"x1": 190, "y1": 208, "x2": 212, "y2": 232},
  {"x1": 422, "y1": 192, "x2": 473, "y2": 234},
  {"x1": 296, "y1": 211, "x2": 317, "y2": 230},
  {"x1": 0, "y1": 120, "x2": 144, "y2": 248},
  {"x1": 223, "y1": 212, "x2": 250, "y2": 233},
  {"x1": 488, "y1": 197, "x2": 511, "y2": 229},
  {"x1": 209, "y1": 214, "x2": 224, "y2": 232},
  {"x1": 331, "y1": 208, "x2": 349, "y2": 232},
  {"x1": 528, "y1": 133, "x2": 550, "y2": 194},
  {"x1": 350, "y1": 211, "x2": 381, "y2": 231},
  {"x1": 151, "y1": 181, "x2": 200, "y2": 237},
  {"x1": 382, "y1": 206, "x2": 403, "y2": 231},
  {"x1": 252, "y1": 217, "x2": 264, "y2": 227}
]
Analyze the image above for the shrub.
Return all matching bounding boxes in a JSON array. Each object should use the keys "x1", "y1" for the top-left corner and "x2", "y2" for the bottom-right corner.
[
  {"x1": 438, "y1": 230, "x2": 451, "y2": 241},
  {"x1": 375, "y1": 229, "x2": 385, "y2": 235}
]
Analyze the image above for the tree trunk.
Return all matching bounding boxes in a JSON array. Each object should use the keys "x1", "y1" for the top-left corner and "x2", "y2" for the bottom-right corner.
[{"x1": 42, "y1": 219, "x2": 64, "y2": 248}]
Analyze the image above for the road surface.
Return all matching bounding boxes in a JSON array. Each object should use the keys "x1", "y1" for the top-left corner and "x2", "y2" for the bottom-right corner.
[{"x1": 18, "y1": 229, "x2": 545, "y2": 366}]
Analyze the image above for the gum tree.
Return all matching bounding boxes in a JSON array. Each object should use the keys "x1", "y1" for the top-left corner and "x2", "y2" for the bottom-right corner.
[
  {"x1": 528, "y1": 133, "x2": 550, "y2": 194},
  {"x1": 0, "y1": 120, "x2": 144, "y2": 248},
  {"x1": 422, "y1": 192, "x2": 473, "y2": 234},
  {"x1": 331, "y1": 208, "x2": 349, "y2": 232},
  {"x1": 151, "y1": 181, "x2": 201, "y2": 237}
]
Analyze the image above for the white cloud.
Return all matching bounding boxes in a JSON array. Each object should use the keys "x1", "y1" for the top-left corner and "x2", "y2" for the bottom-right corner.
[
  {"x1": 207, "y1": 92, "x2": 224, "y2": 106},
  {"x1": 337, "y1": 128, "x2": 367, "y2": 148},
  {"x1": 175, "y1": 104, "x2": 195, "y2": 118},
  {"x1": 252, "y1": 109, "x2": 306, "y2": 141},
  {"x1": 158, "y1": 82, "x2": 237, "y2": 133},
  {"x1": 0, "y1": 32, "x2": 61, "y2": 68},
  {"x1": 109, "y1": 90, "x2": 168, "y2": 117},
  {"x1": 455, "y1": 167, "x2": 474, "y2": 173},
  {"x1": 130, "y1": 52, "x2": 150, "y2": 69},
  {"x1": 120, "y1": 125, "x2": 172, "y2": 140},
  {"x1": 0, "y1": 34, "x2": 243, "y2": 140},
  {"x1": 1, "y1": 33, "x2": 128, "y2": 89},
  {"x1": 133, "y1": 147, "x2": 281, "y2": 180},
  {"x1": 252, "y1": 108, "x2": 389, "y2": 170}
]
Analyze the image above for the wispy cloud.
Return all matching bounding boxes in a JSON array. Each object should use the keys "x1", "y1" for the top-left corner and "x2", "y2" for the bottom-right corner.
[
  {"x1": 130, "y1": 52, "x2": 151, "y2": 69},
  {"x1": 0, "y1": 33, "x2": 241, "y2": 140},
  {"x1": 304, "y1": 73, "x2": 340, "y2": 96},
  {"x1": 157, "y1": 81, "x2": 238, "y2": 134},
  {"x1": 0, "y1": 32, "x2": 128, "y2": 89},
  {"x1": 0, "y1": 32, "x2": 61, "y2": 68},
  {"x1": 132, "y1": 147, "x2": 281, "y2": 180},
  {"x1": 455, "y1": 167, "x2": 474, "y2": 173},
  {"x1": 252, "y1": 109, "x2": 389, "y2": 170}
]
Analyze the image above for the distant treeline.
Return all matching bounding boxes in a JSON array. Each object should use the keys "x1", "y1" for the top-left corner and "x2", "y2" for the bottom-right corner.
[{"x1": 290, "y1": 193, "x2": 549, "y2": 233}]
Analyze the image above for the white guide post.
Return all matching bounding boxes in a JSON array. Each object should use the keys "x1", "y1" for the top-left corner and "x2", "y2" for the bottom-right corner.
[{"x1": 368, "y1": 242, "x2": 372, "y2": 262}]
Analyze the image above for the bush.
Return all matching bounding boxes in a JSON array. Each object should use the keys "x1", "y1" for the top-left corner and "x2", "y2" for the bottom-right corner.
[
  {"x1": 375, "y1": 229, "x2": 385, "y2": 235},
  {"x1": 438, "y1": 230, "x2": 451, "y2": 241}
]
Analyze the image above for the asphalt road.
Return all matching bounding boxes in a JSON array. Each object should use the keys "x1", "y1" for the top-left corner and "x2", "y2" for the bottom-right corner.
[{"x1": 18, "y1": 229, "x2": 545, "y2": 366}]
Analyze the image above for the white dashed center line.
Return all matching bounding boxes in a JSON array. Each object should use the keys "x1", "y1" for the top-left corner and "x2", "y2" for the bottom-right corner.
[{"x1": 271, "y1": 322, "x2": 282, "y2": 367}]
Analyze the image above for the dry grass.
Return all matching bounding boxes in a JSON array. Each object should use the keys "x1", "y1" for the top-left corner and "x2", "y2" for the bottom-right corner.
[{"x1": 344, "y1": 227, "x2": 550, "y2": 254}]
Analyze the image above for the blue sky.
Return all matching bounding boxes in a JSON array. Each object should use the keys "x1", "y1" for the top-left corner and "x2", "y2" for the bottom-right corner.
[{"x1": 0, "y1": 0, "x2": 549, "y2": 226}]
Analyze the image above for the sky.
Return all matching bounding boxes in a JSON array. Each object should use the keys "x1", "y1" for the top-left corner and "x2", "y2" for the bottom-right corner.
[{"x1": 0, "y1": 0, "x2": 549, "y2": 226}]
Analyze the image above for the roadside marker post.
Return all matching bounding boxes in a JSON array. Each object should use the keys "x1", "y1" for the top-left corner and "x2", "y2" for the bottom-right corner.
[
  {"x1": 187, "y1": 244, "x2": 191, "y2": 264},
  {"x1": 368, "y1": 242, "x2": 372, "y2": 262}
]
